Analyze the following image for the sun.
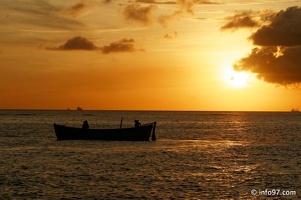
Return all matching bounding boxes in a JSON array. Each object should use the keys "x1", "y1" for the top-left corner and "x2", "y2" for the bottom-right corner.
[{"x1": 223, "y1": 67, "x2": 250, "y2": 88}]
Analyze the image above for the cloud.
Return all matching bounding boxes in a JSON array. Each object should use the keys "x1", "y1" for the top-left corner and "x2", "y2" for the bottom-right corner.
[
  {"x1": 123, "y1": 3, "x2": 157, "y2": 25},
  {"x1": 221, "y1": 9, "x2": 275, "y2": 31},
  {"x1": 158, "y1": 0, "x2": 195, "y2": 27},
  {"x1": 221, "y1": 11, "x2": 260, "y2": 30},
  {"x1": 47, "y1": 36, "x2": 98, "y2": 50},
  {"x1": 177, "y1": 0, "x2": 219, "y2": 13},
  {"x1": 250, "y1": 6, "x2": 301, "y2": 46},
  {"x1": 62, "y1": 2, "x2": 93, "y2": 18},
  {"x1": 47, "y1": 37, "x2": 142, "y2": 54},
  {"x1": 101, "y1": 38, "x2": 142, "y2": 54},
  {"x1": 124, "y1": 0, "x2": 218, "y2": 27},
  {"x1": 158, "y1": 0, "x2": 219, "y2": 27},
  {"x1": 232, "y1": 6, "x2": 301, "y2": 86},
  {"x1": 234, "y1": 46, "x2": 301, "y2": 86}
]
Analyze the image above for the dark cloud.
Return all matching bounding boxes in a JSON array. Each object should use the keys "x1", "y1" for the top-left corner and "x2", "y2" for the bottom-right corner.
[
  {"x1": 221, "y1": 11, "x2": 260, "y2": 30},
  {"x1": 101, "y1": 38, "x2": 141, "y2": 54},
  {"x1": 221, "y1": 9, "x2": 275, "y2": 31},
  {"x1": 48, "y1": 36, "x2": 98, "y2": 50},
  {"x1": 47, "y1": 37, "x2": 142, "y2": 54},
  {"x1": 250, "y1": 6, "x2": 301, "y2": 46},
  {"x1": 234, "y1": 46, "x2": 301, "y2": 85},
  {"x1": 123, "y1": 3, "x2": 157, "y2": 25},
  {"x1": 229, "y1": 6, "x2": 301, "y2": 86}
]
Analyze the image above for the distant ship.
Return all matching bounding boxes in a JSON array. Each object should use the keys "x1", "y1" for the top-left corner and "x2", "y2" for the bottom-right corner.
[
  {"x1": 77, "y1": 107, "x2": 83, "y2": 111},
  {"x1": 291, "y1": 108, "x2": 299, "y2": 112}
]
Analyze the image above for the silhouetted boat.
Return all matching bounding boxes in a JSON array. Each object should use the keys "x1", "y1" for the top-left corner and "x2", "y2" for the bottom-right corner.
[
  {"x1": 53, "y1": 122, "x2": 157, "y2": 141},
  {"x1": 291, "y1": 108, "x2": 299, "y2": 112}
]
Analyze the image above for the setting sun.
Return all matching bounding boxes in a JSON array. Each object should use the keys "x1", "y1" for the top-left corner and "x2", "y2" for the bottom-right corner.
[{"x1": 224, "y1": 67, "x2": 250, "y2": 88}]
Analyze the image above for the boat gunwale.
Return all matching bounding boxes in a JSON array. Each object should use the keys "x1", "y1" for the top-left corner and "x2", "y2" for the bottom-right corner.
[
  {"x1": 53, "y1": 122, "x2": 156, "y2": 131},
  {"x1": 53, "y1": 121, "x2": 157, "y2": 141}
]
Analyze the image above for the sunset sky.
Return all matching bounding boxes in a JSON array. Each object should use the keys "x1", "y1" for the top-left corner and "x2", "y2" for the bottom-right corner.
[{"x1": 1, "y1": 0, "x2": 301, "y2": 111}]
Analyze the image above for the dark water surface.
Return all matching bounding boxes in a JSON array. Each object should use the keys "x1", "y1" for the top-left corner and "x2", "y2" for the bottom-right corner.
[{"x1": 0, "y1": 110, "x2": 300, "y2": 199}]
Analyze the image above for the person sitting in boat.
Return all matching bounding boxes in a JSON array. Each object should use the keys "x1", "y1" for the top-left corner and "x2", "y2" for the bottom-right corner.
[
  {"x1": 134, "y1": 120, "x2": 141, "y2": 128},
  {"x1": 82, "y1": 120, "x2": 89, "y2": 129}
]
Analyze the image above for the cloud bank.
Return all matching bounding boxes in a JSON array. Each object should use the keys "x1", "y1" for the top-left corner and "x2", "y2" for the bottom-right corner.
[
  {"x1": 47, "y1": 36, "x2": 141, "y2": 54},
  {"x1": 221, "y1": 11, "x2": 260, "y2": 30},
  {"x1": 48, "y1": 36, "x2": 98, "y2": 50},
  {"x1": 221, "y1": 9, "x2": 275, "y2": 31},
  {"x1": 234, "y1": 46, "x2": 301, "y2": 85},
  {"x1": 227, "y1": 6, "x2": 301, "y2": 86}
]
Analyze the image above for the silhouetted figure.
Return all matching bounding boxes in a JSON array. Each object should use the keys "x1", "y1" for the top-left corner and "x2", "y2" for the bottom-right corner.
[
  {"x1": 82, "y1": 120, "x2": 89, "y2": 129},
  {"x1": 134, "y1": 120, "x2": 141, "y2": 128}
]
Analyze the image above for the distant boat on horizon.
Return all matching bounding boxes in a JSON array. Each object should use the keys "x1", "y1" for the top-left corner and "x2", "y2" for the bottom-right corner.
[
  {"x1": 291, "y1": 108, "x2": 299, "y2": 112},
  {"x1": 77, "y1": 107, "x2": 83, "y2": 111}
]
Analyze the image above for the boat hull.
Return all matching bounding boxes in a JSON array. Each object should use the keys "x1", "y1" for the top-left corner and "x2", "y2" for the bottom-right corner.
[{"x1": 53, "y1": 122, "x2": 156, "y2": 141}]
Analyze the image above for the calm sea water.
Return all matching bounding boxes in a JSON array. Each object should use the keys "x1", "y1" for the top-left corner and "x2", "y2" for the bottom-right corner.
[{"x1": 0, "y1": 110, "x2": 300, "y2": 199}]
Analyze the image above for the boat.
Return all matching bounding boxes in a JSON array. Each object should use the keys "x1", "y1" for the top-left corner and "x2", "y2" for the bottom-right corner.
[
  {"x1": 53, "y1": 121, "x2": 157, "y2": 141},
  {"x1": 291, "y1": 108, "x2": 299, "y2": 112}
]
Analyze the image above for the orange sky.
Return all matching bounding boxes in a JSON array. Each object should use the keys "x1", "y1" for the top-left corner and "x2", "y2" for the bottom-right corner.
[{"x1": 1, "y1": 0, "x2": 301, "y2": 111}]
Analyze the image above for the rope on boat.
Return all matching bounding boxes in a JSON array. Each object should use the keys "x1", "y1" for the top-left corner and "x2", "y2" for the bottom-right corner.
[{"x1": 151, "y1": 121, "x2": 157, "y2": 141}]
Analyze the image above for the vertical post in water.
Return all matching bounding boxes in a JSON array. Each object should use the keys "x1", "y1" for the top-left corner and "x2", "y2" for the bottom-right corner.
[
  {"x1": 151, "y1": 121, "x2": 157, "y2": 141},
  {"x1": 119, "y1": 117, "x2": 123, "y2": 129}
]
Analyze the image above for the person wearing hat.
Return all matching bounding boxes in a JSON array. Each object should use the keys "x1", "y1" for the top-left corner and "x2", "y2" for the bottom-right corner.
[
  {"x1": 134, "y1": 120, "x2": 141, "y2": 128},
  {"x1": 82, "y1": 120, "x2": 89, "y2": 129}
]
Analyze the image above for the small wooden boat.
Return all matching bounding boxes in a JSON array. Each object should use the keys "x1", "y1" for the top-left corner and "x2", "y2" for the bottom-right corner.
[{"x1": 53, "y1": 122, "x2": 157, "y2": 141}]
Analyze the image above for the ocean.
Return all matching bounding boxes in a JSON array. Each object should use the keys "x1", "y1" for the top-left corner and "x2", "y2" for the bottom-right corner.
[{"x1": 0, "y1": 110, "x2": 300, "y2": 199}]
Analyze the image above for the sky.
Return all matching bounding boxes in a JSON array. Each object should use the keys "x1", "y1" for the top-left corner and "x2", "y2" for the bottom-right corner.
[{"x1": 1, "y1": 0, "x2": 301, "y2": 111}]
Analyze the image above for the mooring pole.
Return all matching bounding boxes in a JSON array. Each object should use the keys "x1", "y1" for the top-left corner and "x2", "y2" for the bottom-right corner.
[
  {"x1": 151, "y1": 121, "x2": 157, "y2": 141},
  {"x1": 119, "y1": 117, "x2": 123, "y2": 129}
]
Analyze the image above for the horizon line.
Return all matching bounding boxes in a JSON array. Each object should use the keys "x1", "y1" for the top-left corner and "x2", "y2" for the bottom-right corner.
[{"x1": 0, "y1": 108, "x2": 295, "y2": 112}]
